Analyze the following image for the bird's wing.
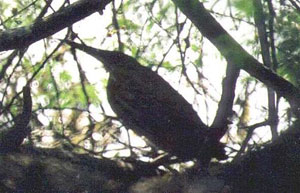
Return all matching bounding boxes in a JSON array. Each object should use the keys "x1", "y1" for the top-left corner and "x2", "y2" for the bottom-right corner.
[{"x1": 107, "y1": 66, "x2": 207, "y2": 141}]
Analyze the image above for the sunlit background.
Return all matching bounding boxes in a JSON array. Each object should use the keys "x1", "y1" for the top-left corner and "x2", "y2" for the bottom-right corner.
[{"x1": 0, "y1": 0, "x2": 298, "y2": 170}]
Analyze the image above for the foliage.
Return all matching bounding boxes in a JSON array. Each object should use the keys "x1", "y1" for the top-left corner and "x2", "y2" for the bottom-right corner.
[
  {"x1": 0, "y1": 0, "x2": 299, "y2": 173},
  {"x1": 232, "y1": 0, "x2": 254, "y2": 18},
  {"x1": 276, "y1": 9, "x2": 300, "y2": 86}
]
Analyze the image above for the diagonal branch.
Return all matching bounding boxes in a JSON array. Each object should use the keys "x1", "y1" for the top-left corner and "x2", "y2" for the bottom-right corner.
[
  {"x1": 172, "y1": 0, "x2": 300, "y2": 117},
  {"x1": 0, "y1": 0, "x2": 112, "y2": 51}
]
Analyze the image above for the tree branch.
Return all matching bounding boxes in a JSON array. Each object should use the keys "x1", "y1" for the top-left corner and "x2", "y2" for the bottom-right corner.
[
  {"x1": 172, "y1": 0, "x2": 300, "y2": 116},
  {"x1": 0, "y1": 86, "x2": 32, "y2": 152},
  {"x1": 0, "y1": 0, "x2": 112, "y2": 51},
  {"x1": 253, "y1": 0, "x2": 278, "y2": 139},
  {"x1": 211, "y1": 62, "x2": 239, "y2": 139}
]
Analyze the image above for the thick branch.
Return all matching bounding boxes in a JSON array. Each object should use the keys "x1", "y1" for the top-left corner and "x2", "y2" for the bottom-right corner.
[
  {"x1": 225, "y1": 119, "x2": 300, "y2": 192},
  {"x1": 172, "y1": 0, "x2": 300, "y2": 116},
  {"x1": 0, "y1": 0, "x2": 112, "y2": 51},
  {"x1": 0, "y1": 86, "x2": 32, "y2": 152},
  {"x1": 211, "y1": 62, "x2": 239, "y2": 139},
  {"x1": 0, "y1": 120, "x2": 299, "y2": 192},
  {"x1": 0, "y1": 147, "x2": 140, "y2": 192},
  {"x1": 132, "y1": 120, "x2": 300, "y2": 193}
]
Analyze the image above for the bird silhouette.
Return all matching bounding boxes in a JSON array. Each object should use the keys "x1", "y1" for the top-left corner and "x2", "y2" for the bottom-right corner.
[{"x1": 65, "y1": 40, "x2": 227, "y2": 166}]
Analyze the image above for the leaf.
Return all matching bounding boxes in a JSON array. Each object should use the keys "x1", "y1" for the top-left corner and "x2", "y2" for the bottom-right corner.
[
  {"x1": 161, "y1": 61, "x2": 176, "y2": 71},
  {"x1": 59, "y1": 71, "x2": 72, "y2": 82},
  {"x1": 117, "y1": 18, "x2": 140, "y2": 31},
  {"x1": 85, "y1": 84, "x2": 101, "y2": 105},
  {"x1": 232, "y1": 0, "x2": 254, "y2": 18}
]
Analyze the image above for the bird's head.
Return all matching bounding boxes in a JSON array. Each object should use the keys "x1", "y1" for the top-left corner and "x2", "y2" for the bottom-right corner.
[{"x1": 65, "y1": 40, "x2": 139, "y2": 72}]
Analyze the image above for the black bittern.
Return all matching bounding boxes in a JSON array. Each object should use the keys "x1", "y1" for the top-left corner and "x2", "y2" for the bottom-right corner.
[{"x1": 66, "y1": 40, "x2": 227, "y2": 166}]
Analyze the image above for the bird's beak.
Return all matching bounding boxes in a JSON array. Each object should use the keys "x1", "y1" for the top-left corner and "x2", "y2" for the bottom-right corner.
[{"x1": 63, "y1": 40, "x2": 113, "y2": 70}]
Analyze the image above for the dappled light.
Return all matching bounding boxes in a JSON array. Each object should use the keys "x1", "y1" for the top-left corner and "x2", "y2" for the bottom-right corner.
[{"x1": 0, "y1": 0, "x2": 299, "y2": 192}]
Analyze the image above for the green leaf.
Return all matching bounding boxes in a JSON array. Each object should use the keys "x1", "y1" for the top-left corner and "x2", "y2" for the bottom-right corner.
[
  {"x1": 232, "y1": 0, "x2": 254, "y2": 18},
  {"x1": 146, "y1": 20, "x2": 154, "y2": 32},
  {"x1": 118, "y1": 18, "x2": 140, "y2": 31},
  {"x1": 85, "y1": 84, "x2": 100, "y2": 104},
  {"x1": 191, "y1": 44, "x2": 199, "y2": 52},
  {"x1": 59, "y1": 71, "x2": 72, "y2": 82}
]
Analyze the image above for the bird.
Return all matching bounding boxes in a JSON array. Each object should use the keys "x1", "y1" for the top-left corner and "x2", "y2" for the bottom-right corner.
[{"x1": 65, "y1": 40, "x2": 227, "y2": 166}]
